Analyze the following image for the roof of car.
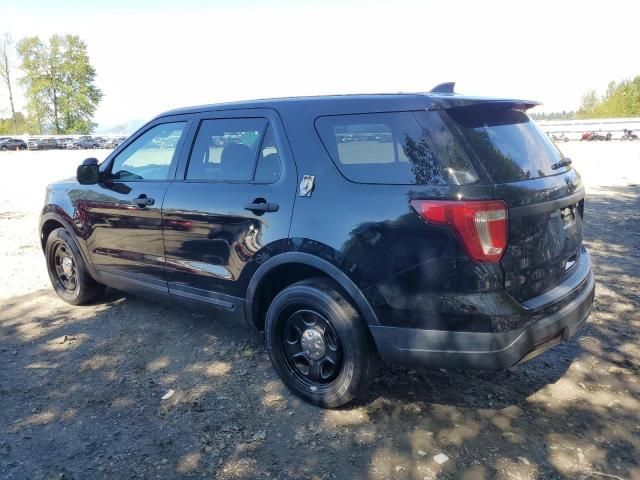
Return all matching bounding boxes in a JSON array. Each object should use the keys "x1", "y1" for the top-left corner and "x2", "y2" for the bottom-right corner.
[{"x1": 155, "y1": 92, "x2": 540, "y2": 119}]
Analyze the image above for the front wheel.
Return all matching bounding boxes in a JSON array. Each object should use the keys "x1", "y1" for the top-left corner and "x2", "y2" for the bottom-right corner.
[
  {"x1": 45, "y1": 228, "x2": 104, "y2": 305},
  {"x1": 265, "y1": 277, "x2": 380, "y2": 408}
]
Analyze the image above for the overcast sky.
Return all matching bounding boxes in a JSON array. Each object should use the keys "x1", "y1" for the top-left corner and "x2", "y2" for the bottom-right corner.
[{"x1": 1, "y1": 0, "x2": 638, "y2": 130}]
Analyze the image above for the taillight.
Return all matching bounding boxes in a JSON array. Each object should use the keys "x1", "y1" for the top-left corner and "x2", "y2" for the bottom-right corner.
[{"x1": 410, "y1": 199, "x2": 508, "y2": 262}]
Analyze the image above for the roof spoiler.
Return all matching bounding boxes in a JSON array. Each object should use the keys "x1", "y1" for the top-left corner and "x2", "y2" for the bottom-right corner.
[
  {"x1": 428, "y1": 98, "x2": 541, "y2": 111},
  {"x1": 430, "y1": 82, "x2": 455, "y2": 94}
]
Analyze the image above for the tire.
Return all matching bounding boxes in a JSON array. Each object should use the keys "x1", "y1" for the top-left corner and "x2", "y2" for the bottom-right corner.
[
  {"x1": 0, "y1": 146, "x2": 6, "y2": 151},
  {"x1": 45, "y1": 227, "x2": 104, "y2": 305},
  {"x1": 265, "y1": 277, "x2": 380, "y2": 408}
]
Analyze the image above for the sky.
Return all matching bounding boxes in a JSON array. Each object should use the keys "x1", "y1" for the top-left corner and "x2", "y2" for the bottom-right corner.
[{"x1": 1, "y1": 0, "x2": 638, "y2": 131}]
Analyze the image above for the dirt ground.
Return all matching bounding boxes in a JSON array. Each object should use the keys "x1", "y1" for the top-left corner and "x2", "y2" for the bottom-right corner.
[{"x1": 0, "y1": 143, "x2": 639, "y2": 480}]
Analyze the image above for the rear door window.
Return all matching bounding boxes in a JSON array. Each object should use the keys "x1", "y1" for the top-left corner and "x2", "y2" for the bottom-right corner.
[
  {"x1": 254, "y1": 125, "x2": 282, "y2": 183},
  {"x1": 315, "y1": 112, "x2": 478, "y2": 185},
  {"x1": 440, "y1": 106, "x2": 569, "y2": 183},
  {"x1": 186, "y1": 118, "x2": 267, "y2": 182}
]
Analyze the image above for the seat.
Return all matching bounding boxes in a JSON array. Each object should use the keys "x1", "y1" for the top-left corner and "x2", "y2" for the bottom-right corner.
[
  {"x1": 255, "y1": 153, "x2": 281, "y2": 182},
  {"x1": 220, "y1": 143, "x2": 252, "y2": 181}
]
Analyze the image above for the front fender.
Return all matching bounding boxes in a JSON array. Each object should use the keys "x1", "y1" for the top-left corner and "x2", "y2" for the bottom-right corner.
[{"x1": 40, "y1": 197, "x2": 100, "y2": 283}]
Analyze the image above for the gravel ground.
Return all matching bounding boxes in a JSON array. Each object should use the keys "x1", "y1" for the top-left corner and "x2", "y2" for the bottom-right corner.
[{"x1": 0, "y1": 143, "x2": 639, "y2": 479}]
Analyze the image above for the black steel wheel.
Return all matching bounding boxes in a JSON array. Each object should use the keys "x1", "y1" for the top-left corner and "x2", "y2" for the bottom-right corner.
[
  {"x1": 52, "y1": 240, "x2": 78, "y2": 292},
  {"x1": 45, "y1": 227, "x2": 104, "y2": 305},
  {"x1": 265, "y1": 277, "x2": 380, "y2": 408},
  {"x1": 279, "y1": 308, "x2": 343, "y2": 388}
]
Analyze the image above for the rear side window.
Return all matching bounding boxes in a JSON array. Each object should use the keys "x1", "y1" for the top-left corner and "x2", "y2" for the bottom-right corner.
[
  {"x1": 442, "y1": 106, "x2": 569, "y2": 183},
  {"x1": 315, "y1": 112, "x2": 478, "y2": 185}
]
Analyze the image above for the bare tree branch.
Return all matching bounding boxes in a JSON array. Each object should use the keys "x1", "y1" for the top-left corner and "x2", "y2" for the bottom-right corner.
[{"x1": 0, "y1": 33, "x2": 18, "y2": 133}]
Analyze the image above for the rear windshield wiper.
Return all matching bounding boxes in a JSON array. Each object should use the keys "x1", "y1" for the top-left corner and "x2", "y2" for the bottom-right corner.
[{"x1": 551, "y1": 158, "x2": 572, "y2": 170}]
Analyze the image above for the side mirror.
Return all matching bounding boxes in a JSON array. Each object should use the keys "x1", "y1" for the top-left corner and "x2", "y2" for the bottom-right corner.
[{"x1": 77, "y1": 157, "x2": 100, "y2": 185}]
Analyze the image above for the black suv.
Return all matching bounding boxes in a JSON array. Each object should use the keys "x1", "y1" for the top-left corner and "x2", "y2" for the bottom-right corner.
[{"x1": 39, "y1": 86, "x2": 595, "y2": 407}]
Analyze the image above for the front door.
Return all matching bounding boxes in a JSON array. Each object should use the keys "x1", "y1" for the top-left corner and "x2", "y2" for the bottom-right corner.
[
  {"x1": 162, "y1": 110, "x2": 297, "y2": 317},
  {"x1": 80, "y1": 120, "x2": 190, "y2": 298}
]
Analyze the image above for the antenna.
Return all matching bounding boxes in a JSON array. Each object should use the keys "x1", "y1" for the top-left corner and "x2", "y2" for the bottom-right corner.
[{"x1": 430, "y1": 82, "x2": 455, "y2": 94}]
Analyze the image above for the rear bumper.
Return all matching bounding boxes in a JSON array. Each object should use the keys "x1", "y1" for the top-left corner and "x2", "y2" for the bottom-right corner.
[{"x1": 370, "y1": 256, "x2": 595, "y2": 370}]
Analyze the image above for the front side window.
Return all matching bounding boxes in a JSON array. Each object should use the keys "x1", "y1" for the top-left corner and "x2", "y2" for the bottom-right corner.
[
  {"x1": 108, "y1": 122, "x2": 186, "y2": 181},
  {"x1": 186, "y1": 118, "x2": 281, "y2": 183}
]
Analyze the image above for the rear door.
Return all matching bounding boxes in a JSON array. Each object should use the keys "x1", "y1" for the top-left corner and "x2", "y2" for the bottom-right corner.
[
  {"x1": 162, "y1": 109, "x2": 297, "y2": 315},
  {"x1": 418, "y1": 105, "x2": 584, "y2": 303}
]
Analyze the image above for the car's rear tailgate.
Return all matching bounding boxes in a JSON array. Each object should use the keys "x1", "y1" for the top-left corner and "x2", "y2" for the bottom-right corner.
[{"x1": 496, "y1": 171, "x2": 585, "y2": 302}]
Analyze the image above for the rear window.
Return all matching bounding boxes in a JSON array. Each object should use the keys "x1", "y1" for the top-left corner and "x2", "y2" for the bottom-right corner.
[
  {"x1": 441, "y1": 106, "x2": 569, "y2": 183},
  {"x1": 315, "y1": 112, "x2": 478, "y2": 185}
]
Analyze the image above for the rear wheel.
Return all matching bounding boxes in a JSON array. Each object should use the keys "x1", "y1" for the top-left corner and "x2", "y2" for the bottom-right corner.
[
  {"x1": 45, "y1": 228, "x2": 104, "y2": 305},
  {"x1": 265, "y1": 277, "x2": 380, "y2": 408}
]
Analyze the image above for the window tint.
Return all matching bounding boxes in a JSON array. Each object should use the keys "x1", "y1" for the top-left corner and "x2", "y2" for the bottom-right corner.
[
  {"x1": 254, "y1": 125, "x2": 281, "y2": 183},
  {"x1": 413, "y1": 111, "x2": 479, "y2": 185},
  {"x1": 316, "y1": 112, "x2": 476, "y2": 185},
  {"x1": 443, "y1": 106, "x2": 568, "y2": 183},
  {"x1": 109, "y1": 122, "x2": 186, "y2": 180},
  {"x1": 186, "y1": 118, "x2": 267, "y2": 181}
]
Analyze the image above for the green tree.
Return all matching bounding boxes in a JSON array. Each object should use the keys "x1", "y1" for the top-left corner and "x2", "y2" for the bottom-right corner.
[
  {"x1": 17, "y1": 34, "x2": 102, "y2": 134},
  {"x1": 576, "y1": 89, "x2": 599, "y2": 118},
  {"x1": 577, "y1": 77, "x2": 640, "y2": 119},
  {"x1": 0, "y1": 112, "x2": 28, "y2": 135}
]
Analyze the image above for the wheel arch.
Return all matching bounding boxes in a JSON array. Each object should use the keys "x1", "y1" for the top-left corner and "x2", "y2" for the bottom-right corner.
[
  {"x1": 244, "y1": 252, "x2": 379, "y2": 331},
  {"x1": 40, "y1": 212, "x2": 101, "y2": 283}
]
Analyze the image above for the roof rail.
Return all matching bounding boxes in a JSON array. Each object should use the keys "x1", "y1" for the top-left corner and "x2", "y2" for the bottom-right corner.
[{"x1": 430, "y1": 82, "x2": 455, "y2": 94}]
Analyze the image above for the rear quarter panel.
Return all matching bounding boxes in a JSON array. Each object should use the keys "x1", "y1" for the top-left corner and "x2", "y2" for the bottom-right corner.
[{"x1": 278, "y1": 101, "x2": 514, "y2": 331}]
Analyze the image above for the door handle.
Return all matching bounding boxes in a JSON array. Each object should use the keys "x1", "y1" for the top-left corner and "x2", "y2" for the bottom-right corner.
[
  {"x1": 244, "y1": 201, "x2": 279, "y2": 213},
  {"x1": 133, "y1": 195, "x2": 155, "y2": 207}
]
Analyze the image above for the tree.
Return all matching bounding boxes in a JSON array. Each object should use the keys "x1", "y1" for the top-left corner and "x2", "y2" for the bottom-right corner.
[
  {"x1": 529, "y1": 111, "x2": 576, "y2": 121},
  {"x1": 576, "y1": 89, "x2": 599, "y2": 118},
  {"x1": 576, "y1": 77, "x2": 640, "y2": 119},
  {"x1": 17, "y1": 34, "x2": 102, "y2": 134},
  {"x1": 0, "y1": 33, "x2": 18, "y2": 133},
  {"x1": 0, "y1": 112, "x2": 28, "y2": 135}
]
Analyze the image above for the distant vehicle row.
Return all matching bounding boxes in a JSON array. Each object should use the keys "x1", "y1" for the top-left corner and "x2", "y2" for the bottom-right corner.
[
  {"x1": 546, "y1": 129, "x2": 638, "y2": 143},
  {"x1": 0, "y1": 136, "x2": 127, "y2": 151}
]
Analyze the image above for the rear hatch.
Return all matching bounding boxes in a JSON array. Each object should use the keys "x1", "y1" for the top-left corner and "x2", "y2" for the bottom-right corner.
[{"x1": 417, "y1": 102, "x2": 585, "y2": 303}]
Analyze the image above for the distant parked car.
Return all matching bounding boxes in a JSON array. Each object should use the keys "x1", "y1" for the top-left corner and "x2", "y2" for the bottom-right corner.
[
  {"x1": 68, "y1": 138, "x2": 100, "y2": 149},
  {"x1": 0, "y1": 138, "x2": 27, "y2": 151},
  {"x1": 581, "y1": 131, "x2": 612, "y2": 141},
  {"x1": 102, "y1": 137, "x2": 126, "y2": 149},
  {"x1": 621, "y1": 129, "x2": 638, "y2": 141},
  {"x1": 28, "y1": 138, "x2": 63, "y2": 150},
  {"x1": 97, "y1": 137, "x2": 123, "y2": 149}
]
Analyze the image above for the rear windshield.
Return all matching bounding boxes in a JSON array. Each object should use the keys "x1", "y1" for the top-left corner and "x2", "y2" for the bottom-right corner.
[
  {"x1": 441, "y1": 106, "x2": 569, "y2": 183},
  {"x1": 315, "y1": 112, "x2": 478, "y2": 185}
]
